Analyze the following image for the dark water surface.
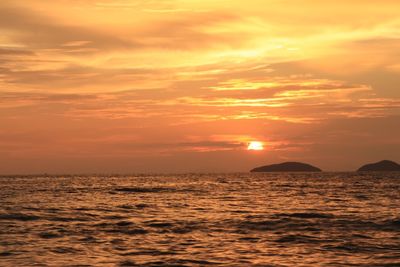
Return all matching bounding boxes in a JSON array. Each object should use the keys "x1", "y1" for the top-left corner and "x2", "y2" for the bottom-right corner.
[{"x1": 1, "y1": 173, "x2": 399, "y2": 266}]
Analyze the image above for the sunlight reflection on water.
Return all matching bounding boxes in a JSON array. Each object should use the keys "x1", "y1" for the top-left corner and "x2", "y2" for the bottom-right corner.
[{"x1": 1, "y1": 173, "x2": 400, "y2": 266}]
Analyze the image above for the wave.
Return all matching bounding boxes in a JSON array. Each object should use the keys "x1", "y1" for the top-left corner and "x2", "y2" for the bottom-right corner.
[
  {"x1": 48, "y1": 216, "x2": 93, "y2": 222},
  {"x1": 2, "y1": 173, "x2": 400, "y2": 266},
  {"x1": 117, "y1": 203, "x2": 150, "y2": 210},
  {"x1": 275, "y1": 234, "x2": 321, "y2": 244},
  {"x1": 114, "y1": 187, "x2": 171, "y2": 193},
  {"x1": 276, "y1": 212, "x2": 334, "y2": 219},
  {"x1": 113, "y1": 187, "x2": 200, "y2": 194},
  {"x1": 94, "y1": 221, "x2": 148, "y2": 235},
  {"x1": 0, "y1": 251, "x2": 14, "y2": 257},
  {"x1": 38, "y1": 232, "x2": 63, "y2": 239},
  {"x1": 0, "y1": 213, "x2": 40, "y2": 221},
  {"x1": 238, "y1": 214, "x2": 400, "y2": 233},
  {"x1": 51, "y1": 246, "x2": 82, "y2": 254},
  {"x1": 119, "y1": 259, "x2": 220, "y2": 267},
  {"x1": 120, "y1": 249, "x2": 178, "y2": 256}
]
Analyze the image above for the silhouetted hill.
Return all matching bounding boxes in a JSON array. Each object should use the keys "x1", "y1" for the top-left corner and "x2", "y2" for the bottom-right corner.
[
  {"x1": 250, "y1": 162, "x2": 322, "y2": 172},
  {"x1": 357, "y1": 160, "x2": 400, "y2": 172}
]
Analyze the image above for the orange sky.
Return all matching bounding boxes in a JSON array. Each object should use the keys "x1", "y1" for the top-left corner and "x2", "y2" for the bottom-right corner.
[{"x1": 0, "y1": 0, "x2": 399, "y2": 173}]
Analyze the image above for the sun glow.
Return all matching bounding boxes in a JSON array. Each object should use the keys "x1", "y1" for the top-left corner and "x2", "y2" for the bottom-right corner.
[{"x1": 247, "y1": 141, "x2": 264, "y2": 151}]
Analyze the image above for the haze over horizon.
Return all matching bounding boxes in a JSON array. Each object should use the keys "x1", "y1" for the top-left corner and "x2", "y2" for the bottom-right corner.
[{"x1": 1, "y1": 0, "x2": 399, "y2": 174}]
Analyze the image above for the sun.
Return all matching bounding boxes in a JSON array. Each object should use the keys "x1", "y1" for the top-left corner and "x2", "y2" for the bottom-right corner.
[{"x1": 247, "y1": 141, "x2": 264, "y2": 151}]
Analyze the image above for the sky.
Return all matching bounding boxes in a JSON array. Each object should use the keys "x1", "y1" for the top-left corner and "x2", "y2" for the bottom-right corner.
[{"x1": 0, "y1": 0, "x2": 399, "y2": 173}]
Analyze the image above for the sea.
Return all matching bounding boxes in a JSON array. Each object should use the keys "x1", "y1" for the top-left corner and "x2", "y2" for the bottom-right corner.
[{"x1": 0, "y1": 173, "x2": 399, "y2": 267}]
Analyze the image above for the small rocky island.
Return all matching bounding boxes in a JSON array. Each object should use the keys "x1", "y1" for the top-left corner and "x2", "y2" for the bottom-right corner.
[
  {"x1": 250, "y1": 162, "x2": 322, "y2": 172},
  {"x1": 357, "y1": 160, "x2": 400, "y2": 172}
]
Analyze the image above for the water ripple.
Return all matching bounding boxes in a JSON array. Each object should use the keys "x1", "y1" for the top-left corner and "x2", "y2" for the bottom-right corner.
[{"x1": 0, "y1": 173, "x2": 399, "y2": 266}]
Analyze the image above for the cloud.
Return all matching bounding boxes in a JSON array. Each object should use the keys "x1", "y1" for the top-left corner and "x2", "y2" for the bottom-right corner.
[
  {"x1": 0, "y1": 47, "x2": 35, "y2": 56},
  {"x1": 1, "y1": 72, "x2": 398, "y2": 125},
  {"x1": 0, "y1": 4, "x2": 136, "y2": 53},
  {"x1": 1, "y1": 0, "x2": 400, "y2": 172},
  {"x1": 108, "y1": 140, "x2": 244, "y2": 153}
]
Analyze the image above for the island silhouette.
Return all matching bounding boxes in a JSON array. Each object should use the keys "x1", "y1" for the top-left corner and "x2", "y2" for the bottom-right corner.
[
  {"x1": 357, "y1": 160, "x2": 400, "y2": 172},
  {"x1": 250, "y1": 162, "x2": 322, "y2": 172}
]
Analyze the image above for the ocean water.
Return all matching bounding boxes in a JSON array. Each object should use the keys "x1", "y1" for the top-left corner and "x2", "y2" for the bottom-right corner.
[{"x1": 1, "y1": 173, "x2": 399, "y2": 267}]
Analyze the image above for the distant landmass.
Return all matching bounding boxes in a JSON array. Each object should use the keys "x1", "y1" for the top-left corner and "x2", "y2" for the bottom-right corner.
[
  {"x1": 250, "y1": 162, "x2": 322, "y2": 172},
  {"x1": 357, "y1": 160, "x2": 400, "y2": 172}
]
